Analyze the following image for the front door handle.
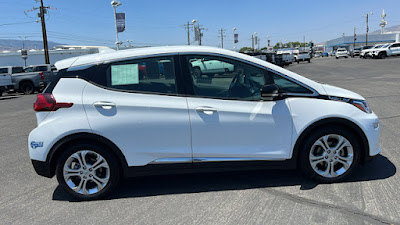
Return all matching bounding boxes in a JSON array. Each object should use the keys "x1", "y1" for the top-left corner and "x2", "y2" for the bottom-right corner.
[
  {"x1": 195, "y1": 106, "x2": 217, "y2": 115},
  {"x1": 93, "y1": 101, "x2": 116, "y2": 110}
]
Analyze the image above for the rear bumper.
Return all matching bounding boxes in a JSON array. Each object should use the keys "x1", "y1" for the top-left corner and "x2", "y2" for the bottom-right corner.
[{"x1": 31, "y1": 160, "x2": 53, "y2": 178}]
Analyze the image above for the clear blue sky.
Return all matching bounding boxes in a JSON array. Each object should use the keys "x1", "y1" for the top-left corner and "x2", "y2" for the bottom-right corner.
[{"x1": 1, "y1": 0, "x2": 400, "y2": 49}]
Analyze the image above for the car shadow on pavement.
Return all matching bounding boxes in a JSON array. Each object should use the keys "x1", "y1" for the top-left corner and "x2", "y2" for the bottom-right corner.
[{"x1": 52, "y1": 154, "x2": 395, "y2": 202}]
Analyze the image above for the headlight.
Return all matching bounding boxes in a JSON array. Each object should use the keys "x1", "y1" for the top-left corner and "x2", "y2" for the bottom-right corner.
[
  {"x1": 329, "y1": 97, "x2": 372, "y2": 113},
  {"x1": 351, "y1": 99, "x2": 372, "y2": 113}
]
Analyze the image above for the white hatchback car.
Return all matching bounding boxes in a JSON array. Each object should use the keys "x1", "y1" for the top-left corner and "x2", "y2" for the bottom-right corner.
[
  {"x1": 335, "y1": 48, "x2": 349, "y2": 59},
  {"x1": 29, "y1": 46, "x2": 380, "y2": 200}
]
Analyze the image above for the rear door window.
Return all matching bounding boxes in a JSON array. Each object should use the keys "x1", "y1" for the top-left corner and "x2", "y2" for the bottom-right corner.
[{"x1": 106, "y1": 56, "x2": 177, "y2": 94}]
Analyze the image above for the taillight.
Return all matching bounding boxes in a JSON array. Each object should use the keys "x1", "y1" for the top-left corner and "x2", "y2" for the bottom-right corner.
[
  {"x1": 39, "y1": 72, "x2": 44, "y2": 80},
  {"x1": 33, "y1": 93, "x2": 73, "y2": 112}
]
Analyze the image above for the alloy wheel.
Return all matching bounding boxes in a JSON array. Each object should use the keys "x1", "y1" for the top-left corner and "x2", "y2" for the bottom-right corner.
[
  {"x1": 309, "y1": 134, "x2": 354, "y2": 178},
  {"x1": 63, "y1": 150, "x2": 110, "y2": 195}
]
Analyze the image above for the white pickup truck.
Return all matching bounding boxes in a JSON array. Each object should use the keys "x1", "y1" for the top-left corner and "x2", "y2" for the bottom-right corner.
[
  {"x1": 293, "y1": 51, "x2": 311, "y2": 63},
  {"x1": 0, "y1": 67, "x2": 14, "y2": 97},
  {"x1": 0, "y1": 64, "x2": 53, "y2": 95}
]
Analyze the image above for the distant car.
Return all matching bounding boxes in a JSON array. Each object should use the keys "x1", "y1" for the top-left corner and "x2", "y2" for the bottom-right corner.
[
  {"x1": 370, "y1": 42, "x2": 400, "y2": 59},
  {"x1": 190, "y1": 58, "x2": 235, "y2": 78},
  {"x1": 0, "y1": 67, "x2": 13, "y2": 96},
  {"x1": 335, "y1": 48, "x2": 348, "y2": 59},
  {"x1": 351, "y1": 48, "x2": 361, "y2": 57},
  {"x1": 322, "y1": 52, "x2": 329, "y2": 57},
  {"x1": 294, "y1": 51, "x2": 311, "y2": 63},
  {"x1": 360, "y1": 45, "x2": 381, "y2": 58}
]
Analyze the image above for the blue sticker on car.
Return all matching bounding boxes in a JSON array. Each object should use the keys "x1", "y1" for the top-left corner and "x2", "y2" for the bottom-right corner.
[{"x1": 31, "y1": 141, "x2": 44, "y2": 149}]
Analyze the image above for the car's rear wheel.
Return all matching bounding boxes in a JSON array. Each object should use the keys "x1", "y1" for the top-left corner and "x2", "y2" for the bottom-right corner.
[
  {"x1": 192, "y1": 68, "x2": 202, "y2": 78},
  {"x1": 378, "y1": 52, "x2": 386, "y2": 59},
  {"x1": 20, "y1": 81, "x2": 35, "y2": 94},
  {"x1": 300, "y1": 126, "x2": 360, "y2": 183},
  {"x1": 56, "y1": 143, "x2": 120, "y2": 200}
]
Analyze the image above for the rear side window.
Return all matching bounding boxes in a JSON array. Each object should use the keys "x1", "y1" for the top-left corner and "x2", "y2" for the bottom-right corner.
[
  {"x1": 0, "y1": 68, "x2": 8, "y2": 74},
  {"x1": 105, "y1": 56, "x2": 177, "y2": 94},
  {"x1": 12, "y1": 67, "x2": 24, "y2": 73},
  {"x1": 35, "y1": 66, "x2": 49, "y2": 72}
]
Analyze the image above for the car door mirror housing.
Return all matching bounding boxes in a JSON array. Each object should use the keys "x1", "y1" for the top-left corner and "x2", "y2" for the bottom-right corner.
[{"x1": 261, "y1": 84, "x2": 285, "y2": 101}]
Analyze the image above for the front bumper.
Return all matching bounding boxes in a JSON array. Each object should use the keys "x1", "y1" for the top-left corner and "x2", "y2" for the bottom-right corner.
[
  {"x1": 31, "y1": 160, "x2": 53, "y2": 178},
  {"x1": 350, "y1": 111, "x2": 381, "y2": 157}
]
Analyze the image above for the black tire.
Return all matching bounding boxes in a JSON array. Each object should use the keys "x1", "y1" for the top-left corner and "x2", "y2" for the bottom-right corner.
[
  {"x1": 55, "y1": 143, "x2": 121, "y2": 201},
  {"x1": 297, "y1": 60, "x2": 299, "y2": 64},
  {"x1": 336, "y1": 57, "x2": 338, "y2": 59},
  {"x1": 20, "y1": 81, "x2": 35, "y2": 95},
  {"x1": 378, "y1": 52, "x2": 386, "y2": 59},
  {"x1": 299, "y1": 126, "x2": 361, "y2": 183},
  {"x1": 192, "y1": 68, "x2": 202, "y2": 78},
  {"x1": 307, "y1": 59, "x2": 311, "y2": 63}
]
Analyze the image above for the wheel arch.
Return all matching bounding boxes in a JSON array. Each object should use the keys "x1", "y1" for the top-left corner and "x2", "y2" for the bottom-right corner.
[
  {"x1": 18, "y1": 79, "x2": 34, "y2": 89},
  {"x1": 292, "y1": 117, "x2": 369, "y2": 167},
  {"x1": 46, "y1": 132, "x2": 129, "y2": 178}
]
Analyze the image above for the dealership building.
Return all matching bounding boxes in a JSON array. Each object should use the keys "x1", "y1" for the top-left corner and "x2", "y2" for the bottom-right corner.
[{"x1": 324, "y1": 32, "x2": 400, "y2": 52}]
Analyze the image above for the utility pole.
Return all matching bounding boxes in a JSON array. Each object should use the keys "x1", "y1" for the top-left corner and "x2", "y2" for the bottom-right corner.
[
  {"x1": 353, "y1": 27, "x2": 357, "y2": 52},
  {"x1": 363, "y1": 12, "x2": 373, "y2": 46},
  {"x1": 251, "y1": 35, "x2": 254, "y2": 51},
  {"x1": 252, "y1": 32, "x2": 257, "y2": 51},
  {"x1": 39, "y1": 0, "x2": 49, "y2": 64},
  {"x1": 218, "y1": 28, "x2": 226, "y2": 48},
  {"x1": 25, "y1": 1, "x2": 55, "y2": 64},
  {"x1": 183, "y1": 21, "x2": 193, "y2": 45}
]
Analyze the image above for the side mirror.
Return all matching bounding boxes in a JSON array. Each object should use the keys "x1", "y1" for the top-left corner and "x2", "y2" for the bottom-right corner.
[{"x1": 261, "y1": 84, "x2": 285, "y2": 101}]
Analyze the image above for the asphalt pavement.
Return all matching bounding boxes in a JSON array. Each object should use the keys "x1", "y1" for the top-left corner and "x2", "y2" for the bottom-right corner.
[{"x1": 1, "y1": 56, "x2": 399, "y2": 225}]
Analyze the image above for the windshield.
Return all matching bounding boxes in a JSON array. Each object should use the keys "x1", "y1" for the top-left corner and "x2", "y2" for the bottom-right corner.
[
  {"x1": 373, "y1": 45, "x2": 383, "y2": 49},
  {"x1": 381, "y1": 44, "x2": 390, "y2": 48}
]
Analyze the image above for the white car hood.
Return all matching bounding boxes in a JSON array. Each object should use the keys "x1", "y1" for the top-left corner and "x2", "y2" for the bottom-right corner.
[{"x1": 321, "y1": 84, "x2": 364, "y2": 100}]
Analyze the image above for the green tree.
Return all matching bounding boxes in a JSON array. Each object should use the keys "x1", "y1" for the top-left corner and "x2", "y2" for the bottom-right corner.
[{"x1": 239, "y1": 47, "x2": 254, "y2": 52}]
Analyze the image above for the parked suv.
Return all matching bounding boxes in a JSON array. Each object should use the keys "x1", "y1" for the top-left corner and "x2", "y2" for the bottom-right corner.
[
  {"x1": 29, "y1": 46, "x2": 381, "y2": 200},
  {"x1": 360, "y1": 45, "x2": 383, "y2": 58},
  {"x1": 370, "y1": 42, "x2": 400, "y2": 59},
  {"x1": 335, "y1": 48, "x2": 348, "y2": 59}
]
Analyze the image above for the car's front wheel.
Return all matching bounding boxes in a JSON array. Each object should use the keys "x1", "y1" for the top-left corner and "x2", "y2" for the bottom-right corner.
[
  {"x1": 300, "y1": 126, "x2": 360, "y2": 183},
  {"x1": 56, "y1": 143, "x2": 120, "y2": 200}
]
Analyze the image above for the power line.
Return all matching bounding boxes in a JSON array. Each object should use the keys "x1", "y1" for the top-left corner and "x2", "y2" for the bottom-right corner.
[{"x1": 0, "y1": 21, "x2": 37, "y2": 27}]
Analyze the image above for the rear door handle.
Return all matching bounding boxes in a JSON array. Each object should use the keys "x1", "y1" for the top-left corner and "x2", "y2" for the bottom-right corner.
[
  {"x1": 195, "y1": 106, "x2": 217, "y2": 115},
  {"x1": 93, "y1": 101, "x2": 116, "y2": 109}
]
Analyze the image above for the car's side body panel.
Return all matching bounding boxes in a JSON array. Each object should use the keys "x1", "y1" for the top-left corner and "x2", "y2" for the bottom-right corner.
[
  {"x1": 187, "y1": 97, "x2": 293, "y2": 160},
  {"x1": 28, "y1": 78, "x2": 91, "y2": 161},
  {"x1": 82, "y1": 82, "x2": 192, "y2": 166}
]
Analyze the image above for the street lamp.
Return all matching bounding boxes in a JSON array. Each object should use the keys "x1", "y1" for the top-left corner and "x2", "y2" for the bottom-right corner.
[
  {"x1": 18, "y1": 36, "x2": 28, "y2": 67},
  {"x1": 111, "y1": 0, "x2": 122, "y2": 50},
  {"x1": 233, "y1": 27, "x2": 237, "y2": 51}
]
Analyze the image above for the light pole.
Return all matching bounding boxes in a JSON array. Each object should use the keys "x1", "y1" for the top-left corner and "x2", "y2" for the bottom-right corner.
[
  {"x1": 363, "y1": 12, "x2": 373, "y2": 46},
  {"x1": 353, "y1": 27, "x2": 358, "y2": 56},
  {"x1": 111, "y1": 0, "x2": 122, "y2": 50},
  {"x1": 19, "y1": 36, "x2": 28, "y2": 67},
  {"x1": 233, "y1": 27, "x2": 237, "y2": 51}
]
